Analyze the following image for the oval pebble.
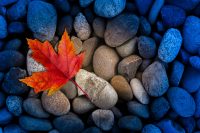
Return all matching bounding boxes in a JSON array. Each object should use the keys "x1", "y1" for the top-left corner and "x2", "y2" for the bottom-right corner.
[
  {"x1": 135, "y1": 0, "x2": 153, "y2": 15},
  {"x1": 23, "y1": 98, "x2": 49, "y2": 118},
  {"x1": 6, "y1": 96, "x2": 23, "y2": 116},
  {"x1": 167, "y1": 87, "x2": 196, "y2": 117},
  {"x1": 4, "y1": 124, "x2": 26, "y2": 133},
  {"x1": 158, "y1": 28, "x2": 182, "y2": 63},
  {"x1": 189, "y1": 56, "x2": 200, "y2": 71},
  {"x1": 0, "y1": 15, "x2": 7, "y2": 39},
  {"x1": 142, "y1": 124, "x2": 161, "y2": 133},
  {"x1": 57, "y1": 15, "x2": 73, "y2": 36},
  {"x1": 0, "y1": 108, "x2": 13, "y2": 125},
  {"x1": 42, "y1": 91, "x2": 70, "y2": 116},
  {"x1": 61, "y1": 81, "x2": 77, "y2": 100},
  {"x1": 93, "y1": 45, "x2": 119, "y2": 80},
  {"x1": 92, "y1": 17, "x2": 105, "y2": 38},
  {"x1": 139, "y1": 16, "x2": 151, "y2": 35},
  {"x1": 104, "y1": 13, "x2": 139, "y2": 47},
  {"x1": 142, "y1": 61, "x2": 169, "y2": 97},
  {"x1": 92, "y1": 109, "x2": 114, "y2": 131},
  {"x1": 118, "y1": 116, "x2": 142, "y2": 131}
]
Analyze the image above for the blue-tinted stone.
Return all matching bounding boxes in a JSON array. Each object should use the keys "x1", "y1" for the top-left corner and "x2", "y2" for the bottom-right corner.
[
  {"x1": 189, "y1": 56, "x2": 200, "y2": 71},
  {"x1": 0, "y1": 108, "x2": 13, "y2": 125},
  {"x1": 126, "y1": 2, "x2": 137, "y2": 12},
  {"x1": 142, "y1": 124, "x2": 161, "y2": 133},
  {"x1": 84, "y1": 8, "x2": 95, "y2": 24},
  {"x1": 19, "y1": 115, "x2": 52, "y2": 131},
  {"x1": 140, "y1": 17, "x2": 151, "y2": 35},
  {"x1": 152, "y1": 32, "x2": 162, "y2": 43},
  {"x1": 138, "y1": 36, "x2": 156, "y2": 59},
  {"x1": 4, "y1": 124, "x2": 27, "y2": 133},
  {"x1": 169, "y1": 60, "x2": 184, "y2": 86},
  {"x1": 183, "y1": 16, "x2": 200, "y2": 54},
  {"x1": 0, "y1": 6, "x2": 6, "y2": 16},
  {"x1": 49, "y1": 129, "x2": 60, "y2": 133},
  {"x1": 0, "y1": 15, "x2": 7, "y2": 39},
  {"x1": 194, "y1": 89, "x2": 200, "y2": 117},
  {"x1": 179, "y1": 49, "x2": 191, "y2": 64},
  {"x1": 166, "y1": 0, "x2": 200, "y2": 10},
  {"x1": 0, "y1": 127, "x2": 2, "y2": 133},
  {"x1": 0, "y1": 72, "x2": 4, "y2": 84},
  {"x1": 148, "y1": 0, "x2": 165, "y2": 24},
  {"x1": 181, "y1": 66, "x2": 200, "y2": 93},
  {"x1": 0, "y1": 0, "x2": 18, "y2": 6},
  {"x1": 0, "y1": 41, "x2": 4, "y2": 50},
  {"x1": 82, "y1": 127, "x2": 102, "y2": 133},
  {"x1": 8, "y1": 22, "x2": 25, "y2": 34},
  {"x1": 151, "y1": 97, "x2": 170, "y2": 120},
  {"x1": 54, "y1": 0, "x2": 70, "y2": 13},
  {"x1": 161, "y1": 5, "x2": 186, "y2": 27},
  {"x1": 6, "y1": 96, "x2": 23, "y2": 116},
  {"x1": 0, "y1": 51, "x2": 24, "y2": 71},
  {"x1": 57, "y1": 15, "x2": 73, "y2": 36},
  {"x1": 7, "y1": 0, "x2": 28, "y2": 21},
  {"x1": 118, "y1": 116, "x2": 142, "y2": 131},
  {"x1": 157, "y1": 119, "x2": 185, "y2": 133},
  {"x1": 70, "y1": 5, "x2": 80, "y2": 17},
  {"x1": 79, "y1": 0, "x2": 94, "y2": 7},
  {"x1": 194, "y1": 3, "x2": 200, "y2": 17},
  {"x1": 135, "y1": 0, "x2": 153, "y2": 15},
  {"x1": 158, "y1": 28, "x2": 182, "y2": 63},
  {"x1": 53, "y1": 114, "x2": 84, "y2": 133},
  {"x1": 94, "y1": 0, "x2": 126, "y2": 18},
  {"x1": 4, "y1": 39, "x2": 21, "y2": 50},
  {"x1": 167, "y1": 87, "x2": 196, "y2": 117},
  {"x1": 179, "y1": 117, "x2": 196, "y2": 133},
  {"x1": 0, "y1": 92, "x2": 5, "y2": 108},
  {"x1": 27, "y1": 1, "x2": 57, "y2": 41},
  {"x1": 2, "y1": 67, "x2": 29, "y2": 95},
  {"x1": 156, "y1": 21, "x2": 165, "y2": 32}
]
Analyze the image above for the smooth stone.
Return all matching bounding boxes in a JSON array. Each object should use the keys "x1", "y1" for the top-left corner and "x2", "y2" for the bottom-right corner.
[
  {"x1": 167, "y1": 87, "x2": 196, "y2": 117},
  {"x1": 161, "y1": 5, "x2": 186, "y2": 27},
  {"x1": 116, "y1": 37, "x2": 137, "y2": 58},
  {"x1": 169, "y1": 60, "x2": 184, "y2": 86},
  {"x1": 179, "y1": 117, "x2": 196, "y2": 133},
  {"x1": 189, "y1": 56, "x2": 200, "y2": 71},
  {"x1": 28, "y1": 89, "x2": 39, "y2": 98},
  {"x1": 0, "y1": 108, "x2": 13, "y2": 125},
  {"x1": 127, "y1": 101, "x2": 149, "y2": 118},
  {"x1": 23, "y1": 98, "x2": 50, "y2": 118},
  {"x1": 74, "y1": 13, "x2": 91, "y2": 40},
  {"x1": 49, "y1": 129, "x2": 60, "y2": 133},
  {"x1": 110, "y1": 107, "x2": 123, "y2": 119},
  {"x1": 54, "y1": 0, "x2": 70, "y2": 13},
  {"x1": 82, "y1": 127, "x2": 102, "y2": 133},
  {"x1": 183, "y1": 16, "x2": 200, "y2": 54},
  {"x1": 7, "y1": 0, "x2": 27, "y2": 21},
  {"x1": 61, "y1": 81, "x2": 77, "y2": 99},
  {"x1": 138, "y1": 36, "x2": 156, "y2": 59},
  {"x1": 93, "y1": 45, "x2": 119, "y2": 80},
  {"x1": 27, "y1": 49, "x2": 45, "y2": 75},
  {"x1": 156, "y1": 21, "x2": 165, "y2": 32},
  {"x1": 19, "y1": 115, "x2": 52, "y2": 131},
  {"x1": 118, "y1": 116, "x2": 142, "y2": 131},
  {"x1": 0, "y1": 92, "x2": 5, "y2": 108},
  {"x1": 4, "y1": 39, "x2": 21, "y2": 50},
  {"x1": 139, "y1": 16, "x2": 151, "y2": 35},
  {"x1": 135, "y1": 0, "x2": 153, "y2": 15},
  {"x1": 83, "y1": 8, "x2": 95, "y2": 23},
  {"x1": 53, "y1": 114, "x2": 84, "y2": 133},
  {"x1": 142, "y1": 61, "x2": 169, "y2": 97},
  {"x1": 104, "y1": 13, "x2": 139, "y2": 47},
  {"x1": 139, "y1": 59, "x2": 152, "y2": 72},
  {"x1": 72, "y1": 96, "x2": 95, "y2": 114},
  {"x1": 181, "y1": 66, "x2": 200, "y2": 93},
  {"x1": 42, "y1": 91, "x2": 70, "y2": 116},
  {"x1": 111, "y1": 75, "x2": 133, "y2": 101},
  {"x1": 0, "y1": 6, "x2": 6, "y2": 16},
  {"x1": 76, "y1": 69, "x2": 118, "y2": 109},
  {"x1": 71, "y1": 36, "x2": 82, "y2": 54},
  {"x1": 130, "y1": 78, "x2": 149, "y2": 104},
  {"x1": 148, "y1": 0, "x2": 165, "y2": 24},
  {"x1": 0, "y1": 51, "x2": 24, "y2": 71},
  {"x1": 152, "y1": 32, "x2": 162, "y2": 43},
  {"x1": 194, "y1": 89, "x2": 200, "y2": 117},
  {"x1": 142, "y1": 124, "x2": 161, "y2": 133},
  {"x1": 82, "y1": 37, "x2": 99, "y2": 67},
  {"x1": 92, "y1": 17, "x2": 106, "y2": 38},
  {"x1": 151, "y1": 97, "x2": 170, "y2": 120},
  {"x1": 2, "y1": 67, "x2": 29, "y2": 95},
  {"x1": 0, "y1": 0, "x2": 18, "y2": 6},
  {"x1": 94, "y1": 0, "x2": 126, "y2": 18},
  {"x1": 57, "y1": 15, "x2": 73, "y2": 36},
  {"x1": 79, "y1": 0, "x2": 94, "y2": 7},
  {"x1": 27, "y1": 1, "x2": 57, "y2": 41},
  {"x1": 118, "y1": 55, "x2": 142, "y2": 80},
  {"x1": 166, "y1": 0, "x2": 200, "y2": 10},
  {"x1": 4, "y1": 124, "x2": 26, "y2": 133},
  {"x1": 158, "y1": 28, "x2": 182, "y2": 63},
  {"x1": 0, "y1": 15, "x2": 7, "y2": 39},
  {"x1": 179, "y1": 49, "x2": 191, "y2": 64},
  {"x1": 92, "y1": 109, "x2": 114, "y2": 131},
  {"x1": 6, "y1": 96, "x2": 23, "y2": 116}
]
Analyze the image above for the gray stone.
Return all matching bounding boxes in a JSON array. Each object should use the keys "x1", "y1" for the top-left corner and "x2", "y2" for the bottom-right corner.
[
  {"x1": 93, "y1": 17, "x2": 106, "y2": 38},
  {"x1": 61, "y1": 81, "x2": 77, "y2": 99}
]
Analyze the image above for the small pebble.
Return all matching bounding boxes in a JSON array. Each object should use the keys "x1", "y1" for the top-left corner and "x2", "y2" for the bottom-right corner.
[
  {"x1": 93, "y1": 45, "x2": 119, "y2": 80},
  {"x1": 79, "y1": 0, "x2": 94, "y2": 8},
  {"x1": 49, "y1": 129, "x2": 60, "y2": 133},
  {"x1": 54, "y1": 0, "x2": 70, "y2": 13},
  {"x1": 135, "y1": 0, "x2": 153, "y2": 15},
  {"x1": 189, "y1": 56, "x2": 200, "y2": 71},
  {"x1": 19, "y1": 115, "x2": 52, "y2": 131},
  {"x1": 138, "y1": 36, "x2": 156, "y2": 59},
  {"x1": 4, "y1": 39, "x2": 21, "y2": 51},
  {"x1": 4, "y1": 124, "x2": 26, "y2": 133},
  {"x1": 92, "y1": 17, "x2": 105, "y2": 38},
  {"x1": 130, "y1": 78, "x2": 149, "y2": 104},
  {"x1": 0, "y1": 15, "x2": 7, "y2": 39},
  {"x1": 42, "y1": 91, "x2": 70, "y2": 116},
  {"x1": 158, "y1": 28, "x2": 182, "y2": 63},
  {"x1": 94, "y1": 0, "x2": 126, "y2": 18},
  {"x1": 0, "y1": 0, "x2": 18, "y2": 6},
  {"x1": 71, "y1": 36, "x2": 83, "y2": 54},
  {"x1": 139, "y1": 59, "x2": 152, "y2": 72},
  {"x1": 156, "y1": 21, "x2": 165, "y2": 32},
  {"x1": 118, "y1": 55, "x2": 142, "y2": 80},
  {"x1": 142, "y1": 61, "x2": 169, "y2": 97},
  {"x1": 179, "y1": 117, "x2": 196, "y2": 133},
  {"x1": 23, "y1": 98, "x2": 50, "y2": 118},
  {"x1": 92, "y1": 109, "x2": 114, "y2": 131},
  {"x1": 60, "y1": 81, "x2": 77, "y2": 99},
  {"x1": 142, "y1": 124, "x2": 161, "y2": 133},
  {"x1": 74, "y1": 13, "x2": 91, "y2": 40},
  {"x1": 116, "y1": 37, "x2": 137, "y2": 58},
  {"x1": 179, "y1": 49, "x2": 191, "y2": 64},
  {"x1": 104, "y1": 13, "x2": 139, "y2": 47},
  {"x1": 139, "y1": 17, "x2": 151, "y2": 35},
  {"x1": 0, "y1": 108, "x2": 13, "y2": 125},
  {"x1": 167, "y1": 87, "x2": 196, "y2": 117},
  {"x1": 194, "y1": 89, "x2": 200, "y2": 117},
  {"x1": 111, "y1": 107, "x2": 122, "y2": 119},
  {"x1": 57, "y1": 15, "x2": 73, "y2": 36},
  {"x1": 6, "y1": 96, "x2": 23, "y2": 116}
]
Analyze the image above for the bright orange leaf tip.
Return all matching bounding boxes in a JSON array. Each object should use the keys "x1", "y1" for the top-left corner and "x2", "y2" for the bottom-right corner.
[{"x1": 20, "y1": 30, "x2": 89, "y2": 97}]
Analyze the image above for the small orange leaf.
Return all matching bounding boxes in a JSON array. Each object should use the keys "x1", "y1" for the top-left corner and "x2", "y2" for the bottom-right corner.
[{"x1": 20, "y1": 30, "x2": 86, "y2": 96}]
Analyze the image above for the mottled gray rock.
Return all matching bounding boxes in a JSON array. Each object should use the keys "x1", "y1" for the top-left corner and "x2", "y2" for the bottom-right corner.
[
  {"x1": 93, "y1": 17, "x2": 106, "y2": 38},
  {"x1": 61, "y1": 81, "x2": 77, "y2": 99}
]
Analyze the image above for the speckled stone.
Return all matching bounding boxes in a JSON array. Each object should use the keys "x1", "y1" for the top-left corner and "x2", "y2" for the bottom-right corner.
[
  {"x1": 71, "y1": 36, "x2": 83, "y2": 54},
  {"x1": 61, "y1": 81, "x2": 77, "y2": 100}
]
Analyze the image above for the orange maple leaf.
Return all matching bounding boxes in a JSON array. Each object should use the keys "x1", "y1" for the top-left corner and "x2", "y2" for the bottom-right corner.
[{"x1": 20, "y1": 30, "x2": 88, "y2": 96}]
